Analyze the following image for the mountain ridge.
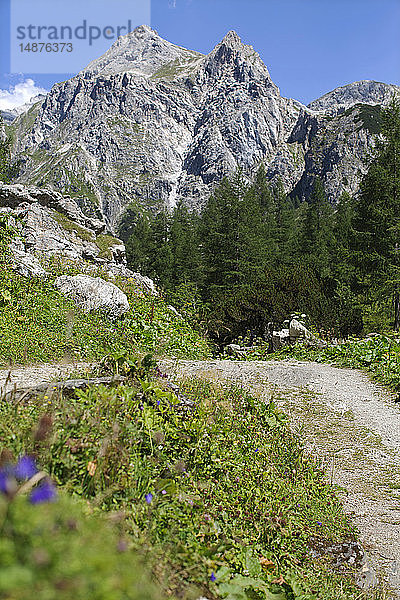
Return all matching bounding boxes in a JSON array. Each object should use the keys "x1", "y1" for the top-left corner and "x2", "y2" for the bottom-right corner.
[{"x1": 6, "y1": 26, "x2": 400, "y2": 230}]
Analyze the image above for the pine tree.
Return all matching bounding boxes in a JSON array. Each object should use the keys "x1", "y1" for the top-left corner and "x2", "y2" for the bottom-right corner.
[
  {"x1": 298, "y1": 177, "x2": 335, "y2": 276},
  {"x1": 149, "y1": 210, "x2": 174, "y2": 287},
  {"x1": 200, "y1": 173, "x2": 245, "y2": 293},
  {"x1": 169, "y1": 202, "x2": 202, "y2": 286},
  {"x1": 352, "y1": 96, "x2": 400, "y2": 329},
  {"x1": 243, "y1": 165, "x2": 278, "y2": 266},
  {"x1": 273, "y1": 180, "x2": 297, "y2": 262},
  {"x1": 0, "y1": 118, "x2": 19, "y2": 183},
  {"x1": 125, "y1": 214, "x2": 154, "y2": 273}
]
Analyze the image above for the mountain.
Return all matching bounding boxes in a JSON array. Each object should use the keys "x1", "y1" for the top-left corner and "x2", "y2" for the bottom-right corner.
[
  {"x1": 308, "y1": 80, "x2": 399, "y2": 114},
  {"x1": 7, "y1": 26, "x2": 400, "y2": 231},
  {"x1": 1, "y1": 94, "x2": 47, "y2": 125}
]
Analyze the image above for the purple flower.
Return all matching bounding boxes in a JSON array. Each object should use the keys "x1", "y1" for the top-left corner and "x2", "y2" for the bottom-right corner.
[
  {"x1": 156, "y1": 400, "x2": 160, "y2": 406},
  {"x1": 145, "y1": 493, "x2": 153, "y2": 504},
  {"x1": 15, "y1": 456, "x2": 37, "y2": 480},
  {"x1": 161, "y1": 489, "x2": 166, "y2": 495},
  {"x1": 29, "y1": 480, "x2": 57, "y2": 505},
  {"x1": 0, "y1": 471, "x2": 12, "y2": 495},
  {"x1": 210, "y1": 572, "x2": 216, "y2": 582}
]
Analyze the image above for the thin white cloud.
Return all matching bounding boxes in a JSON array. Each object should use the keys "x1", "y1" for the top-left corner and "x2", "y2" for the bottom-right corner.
[{"x1": 0, "y1": 79, "x2": 48, "y2": 111}]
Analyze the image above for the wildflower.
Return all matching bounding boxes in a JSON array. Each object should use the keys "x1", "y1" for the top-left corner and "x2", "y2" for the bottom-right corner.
[
  {"x1": 117, "y1": 539, "x2": 129, "y2": 552},
  {"x1": 210, "y1": 572, "x2": 216, "y2": 582},
  {"x1": 29, "y1": 479, "x2": 57, "y2": 504},
  {"x1": 87, "y1": 461, "x2": 97, "y2": 476},
  {"x1": 15, "y1": 455, "x2": 37, "y2": 480},
  {"x1": 161, "y1": 489, "x2": 166, "y2": 495},
  {"x1": 145, "y1": 493, "x2": 153, "y2": 504},
  {"x1": 317, "y1": 521, "x2": 322, "y2": 526},
  {"x1": 0, "y1": 470, "x2": 14, "y2": 495}
]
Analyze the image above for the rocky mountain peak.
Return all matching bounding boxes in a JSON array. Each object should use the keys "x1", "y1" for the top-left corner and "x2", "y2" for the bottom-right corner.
[
  {"x1": 308, "y1": 80, "x2": 400, "y2": 114},
  {"x1": 220, "y1": 30, "x2": 242, "y2": 48},
  {"x1": 8, "y1": 28, "x2": 397, "y2": 228},
  {"x1": 81, "y1": 24, "x2": 202, "y2": 78},
  {"x1": 202, "y1": 29, "x2": 276, "y2": 89}
]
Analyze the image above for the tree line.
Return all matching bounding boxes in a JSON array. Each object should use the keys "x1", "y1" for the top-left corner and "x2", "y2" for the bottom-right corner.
[{"x1": 125, "y1": 98, "x2": 400, "y2": 346}]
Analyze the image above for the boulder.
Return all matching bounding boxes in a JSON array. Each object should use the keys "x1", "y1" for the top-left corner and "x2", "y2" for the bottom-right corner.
[
  {"x1": 0, "y1": 184, "x2": 157, "y2": 295},
  {"x1": 54, "y1": 274, "x2": 130, "y2": 321},
  {"x1": 271, "y1": 328, "x2": 290, "y2": 351},
  {"x1": 225, "y1": 343, "x2": 254, "y2": 358},
  {"x1": 289, "y1": 318, "x2": 327, "y2": 348},
  {"x1": 289, "y1": 318, "x2": 313, "y2": 341}
]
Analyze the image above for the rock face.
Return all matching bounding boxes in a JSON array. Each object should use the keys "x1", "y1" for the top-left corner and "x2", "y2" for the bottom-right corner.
[
  {"x1": 6, "y1": 26, "x2": 400, "y2": 229},
  {"x1": 9, "y1": 238, "x2": 48, "y2": 279},
  {"x1": 308, "y1": 80, "x2": 399, "y2": 115},
  {"x1": 54, "y1": 274, "x2": 130, "y2": 320},
  {"x1": 0, "y1": 182, "x2": 157, "y2": 294}
]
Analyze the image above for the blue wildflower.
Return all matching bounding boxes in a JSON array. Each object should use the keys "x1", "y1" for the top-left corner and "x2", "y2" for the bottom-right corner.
[
  {"x1": 210, "y1": 572, "x2": 216, "y2": 582},
  {"x1": 29, "y1": 480, "x2": 57, "y2": 505},
  {"x1": 0, "y1": 471, "x2": 12, "y2": 495},
  {"x1": 145, "y1": 493, "x2": 153, "y2": 504},
  {"x1": 15, "y1": 456, "x2": 37, "y2": 480}
]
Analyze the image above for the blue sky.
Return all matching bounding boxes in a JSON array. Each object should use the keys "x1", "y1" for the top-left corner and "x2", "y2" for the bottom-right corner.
[{"x1": 1, "y1": 0, "x2": 399, "y2": 109}]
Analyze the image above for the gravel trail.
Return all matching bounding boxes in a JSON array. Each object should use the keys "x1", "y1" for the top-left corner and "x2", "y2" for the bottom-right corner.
[
  {"x1": 0, "y1": 361, "x2": 93, "y2": 396},
  {"x1": 160, "y1": 358, "x2": 400, "y2": 597}
]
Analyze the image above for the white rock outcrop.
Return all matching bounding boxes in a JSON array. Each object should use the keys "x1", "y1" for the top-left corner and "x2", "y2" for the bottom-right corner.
[{"x1": 54, "y1": 274, "x2": 130, "y2": 321}]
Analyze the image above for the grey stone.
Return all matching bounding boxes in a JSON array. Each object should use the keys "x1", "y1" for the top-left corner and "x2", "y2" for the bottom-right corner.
[
  {"x1": 10, "y1": 243, "x2": 48, "y2": 279},
  {"x1": 289, "y1": 318, "x2": 313, "y2": 340},
  {"x1": 0, "y1": 183, "x2": 156, "y2": 294},
  {"x1": 167, "y1": 305, "x2": 182, "y2": 318},
  {"x1": 54, "y1": 274, "x2": 130, "y2": 320}
]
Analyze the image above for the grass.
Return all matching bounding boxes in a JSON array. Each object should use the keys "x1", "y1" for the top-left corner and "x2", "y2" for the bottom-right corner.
[
  {"x1": 51, "y1": 210, "x2": 96, "y2": 243},
  {"x1": 0, "y1": 492, "x2": 162, "y2": 599},
  {"x1": 0, "y1": 257, "x2": 211, "y2": 366},
  {"x1": 95, "y1": 234, "x2": 122, "y2": 260},
  {"x1": 0, "y1": 364, "x2": 380, "y2": 600}
]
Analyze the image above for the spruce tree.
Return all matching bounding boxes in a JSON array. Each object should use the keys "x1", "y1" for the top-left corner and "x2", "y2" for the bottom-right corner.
[
  {"x1": 169, "y1": 202, "x2": 202, "y2": 286},
  {"x1": 352, "y1": 96, "x2": 400, "y2": 329},
  {"x1": 0, "y1": 118, "x2": 19, "y2": 183},
  {"x1": 298, "y1": 177, "x2": 335, "y2": 276}
]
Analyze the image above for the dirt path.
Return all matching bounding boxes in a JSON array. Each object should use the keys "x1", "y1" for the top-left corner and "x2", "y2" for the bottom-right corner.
[
  {"x1": 1, "y1": 357, "x2": 400, "y2": 596},
  {"x1": 0, "y1": 361, "x2": 93, "y2": 396},
  {"x1": 160, "y1": 358, "x2": 400, "y2": 597}
]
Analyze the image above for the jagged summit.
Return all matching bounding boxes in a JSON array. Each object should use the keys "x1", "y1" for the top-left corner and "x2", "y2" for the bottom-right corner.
[
  {"x1": 201, "y1": 29, "x2": 277, "y2": 89},
  {"x1": 220, "y1": 30, "x2": 242, "y2": 46},
  {"x1": 308, "y1": 80, "x2": 400, "y2": 114},
  {"x1": 81, "y1": 24, "x2": 203, "y2": 77}
]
